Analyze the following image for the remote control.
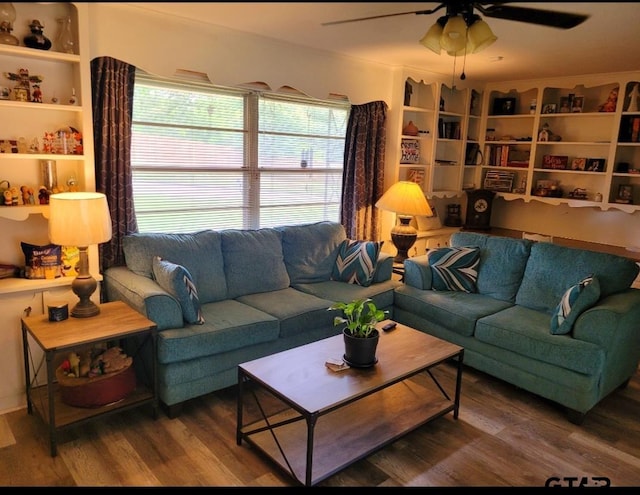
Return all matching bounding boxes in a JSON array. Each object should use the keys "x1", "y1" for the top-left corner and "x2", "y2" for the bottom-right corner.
[{"x1": 382, "y1": 322, "x2": 397, "y2": 332}]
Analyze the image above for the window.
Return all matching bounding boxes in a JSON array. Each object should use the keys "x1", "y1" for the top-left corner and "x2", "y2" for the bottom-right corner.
[{"x1": 131, "y1": 74, "x2": 349, "y2": 233}]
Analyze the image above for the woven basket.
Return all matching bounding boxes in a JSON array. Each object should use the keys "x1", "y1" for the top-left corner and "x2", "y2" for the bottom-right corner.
[{"x1": 56, "y1": 363, "x2": 136, "y2": 408}]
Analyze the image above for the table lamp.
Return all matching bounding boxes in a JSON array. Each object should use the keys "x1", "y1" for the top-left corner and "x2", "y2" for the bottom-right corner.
[
  {"x1": 375, "y1": 181, "x2": 433, "y2": 262},
  {"x1": 48, "y1": 192, "x2": 112, "y2": 318}
]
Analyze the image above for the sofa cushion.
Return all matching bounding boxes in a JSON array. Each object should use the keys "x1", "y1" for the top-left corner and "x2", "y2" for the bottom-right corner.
[
  {"x1": 428, "y1": 246, "x2": 480, "y2": 292},
  {"x1": 156, "y1": 299, "x2": 279, "y2": 364},
  {"x1": 293, "y1": 279, "x2": 399, "y2": 312},
  {"x1": 332, "y1": 239, "x2": 382, "y2": 287},
  {"x1": 394, "y1": 284, "x2": 513, "y2": 337},
  {"x1": 152, "y1": 256, "x2": 204, "y2": 325},
  {"x1": 237, "y1": 287, "x2": 336, "y2": 339},
  {"x1": 516, "y1": 242, "x2": 639, "y2": 313},
  {"x1": 475, "y1": 305, "x2": 605, "y2": 376},
  {"x1": 122, "y1": 230, "x2": 227, "y2": 304},
  {"x1": 550, "y1": 275, "x2": 600, "y2": 335},
  {"x1": 221, "y1": 228, "x2": 290, "y2": 299},
  {"x1": 278, "y1": 221, "x2": 346, "y2": 284},
  {"x1": 451, "y1": 232, "x2": 532, "y2": 302}
]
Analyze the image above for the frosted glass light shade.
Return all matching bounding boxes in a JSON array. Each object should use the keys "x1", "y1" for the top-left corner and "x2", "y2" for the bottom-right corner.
[
  {"x1": 468, "y1": 19, "x2": 497, "y2": 53},
  {"x1": 375, "y1": 181, "x2": 433, "y2": 217},
  {"x1": 419, "y1": 22, "x2": 443, "y2": 54},
  {"x1": 441, "y1": 15, "x2": 467, "y2": 53}
]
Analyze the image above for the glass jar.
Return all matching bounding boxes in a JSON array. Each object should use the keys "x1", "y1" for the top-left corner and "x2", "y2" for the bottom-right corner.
[
  {"x1": 486, "y1": 128, "x2": 496, "y2": 141},
  {"x1": 55, "y1": 16, "x2": 75, "y2": 54}
]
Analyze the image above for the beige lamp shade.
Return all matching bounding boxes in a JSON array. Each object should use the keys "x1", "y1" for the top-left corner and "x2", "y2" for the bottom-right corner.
[
  {"x1": 375, "y1": 181, "x2": 433, "y2": 217},
  {"x1": 48, "y1": 192, "x2": 112, "y2": 247}
]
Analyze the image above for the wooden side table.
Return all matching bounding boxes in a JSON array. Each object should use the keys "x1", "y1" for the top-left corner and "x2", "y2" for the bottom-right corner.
[{"x1": 21, "y1": 300, "x2": 158, "y2": 457}]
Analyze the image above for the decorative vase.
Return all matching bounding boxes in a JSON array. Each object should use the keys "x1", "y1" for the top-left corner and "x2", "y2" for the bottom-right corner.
[
  {"x1": 55, "y1": 16, "x2": 75, "y2": 54},
  {"x1": 343, "y1": 328, "x2": 379, "y2": 367},
  {"x1": 23, "y1": 19, "x2": 51, "y2": 50},
  {"x1": 402, "y1": 120, "x2": 419, "y2": 136}
]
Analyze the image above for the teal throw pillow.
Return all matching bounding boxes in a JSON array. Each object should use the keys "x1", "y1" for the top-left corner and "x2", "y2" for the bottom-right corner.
[
  {"x1": 428, "y1": 246, "x2": 480, "y2": 293},
  {"x1": 332, "y1": 239, "x2": 382, "y2": 287},
  {"x1": 550, "y1": 275, "x2": 600, "y2": 335},
  {"x1": 152, "y1": 256, "x2": 205, "y2": 325}
]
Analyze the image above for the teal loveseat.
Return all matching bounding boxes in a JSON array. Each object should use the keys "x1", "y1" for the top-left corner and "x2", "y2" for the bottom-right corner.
[
  {"x1": 393, "y1": 232, "x2": 640, "y2": 424},
  {"x1": 103, "y1": 221, "x2": 399, "y2": 416}
]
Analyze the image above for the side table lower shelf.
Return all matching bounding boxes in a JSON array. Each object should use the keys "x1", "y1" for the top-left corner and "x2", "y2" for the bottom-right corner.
[{"x1": 29, "y1": 381, "x2": 155, "y2": 429}]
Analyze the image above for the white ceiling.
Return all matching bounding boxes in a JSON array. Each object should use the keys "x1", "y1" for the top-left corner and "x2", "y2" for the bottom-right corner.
[{"x1": 126, "y1": 2, "x2": 640, "y2": 83}]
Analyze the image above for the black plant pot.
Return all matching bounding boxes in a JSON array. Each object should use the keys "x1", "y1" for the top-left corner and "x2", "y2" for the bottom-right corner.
[{"x1": 343, "y1": 328, "x2": 379, "y2": 368}]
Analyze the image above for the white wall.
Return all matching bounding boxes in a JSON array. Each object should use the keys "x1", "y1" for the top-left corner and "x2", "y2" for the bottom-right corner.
[
  {"x1": 86, "y1": 3, "x2": 640, "y2": 250},
  {"x1": 87, "y1": 3, "x2": 393, "y2": 104}
]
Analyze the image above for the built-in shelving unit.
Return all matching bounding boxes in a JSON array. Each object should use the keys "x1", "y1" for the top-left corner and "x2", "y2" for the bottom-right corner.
[{"x1": 393, "y1": 72, "x2": 640, "y2": 214}]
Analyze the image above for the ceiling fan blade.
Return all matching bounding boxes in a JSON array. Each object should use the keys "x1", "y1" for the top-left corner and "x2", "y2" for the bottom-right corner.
[
  {"x1": 322, "y1": 5, "x2": 445, "y2": 26},
  {"x1": 477, "y1": 4, "x2": 590, "y2": 29}
]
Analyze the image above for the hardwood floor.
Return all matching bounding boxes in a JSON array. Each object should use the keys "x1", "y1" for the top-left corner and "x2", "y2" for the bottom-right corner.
[{"x1": 1, "y1": 362, "x2": 639, "y2": 487}]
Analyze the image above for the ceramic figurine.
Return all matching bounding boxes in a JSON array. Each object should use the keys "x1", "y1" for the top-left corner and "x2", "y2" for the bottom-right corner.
[{"x1": 23, "y1": 19, "x2": 51, "y2": 50}]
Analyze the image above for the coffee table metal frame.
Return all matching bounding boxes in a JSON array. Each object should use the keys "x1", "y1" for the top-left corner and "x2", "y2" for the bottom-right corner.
[{"x1": 236, "y1": 321, "x2": 464, "y2": 486}]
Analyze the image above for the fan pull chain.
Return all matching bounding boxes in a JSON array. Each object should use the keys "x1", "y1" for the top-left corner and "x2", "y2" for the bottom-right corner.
[{"x1": 460, "y1": 28, "x2": 469, "y2": 81}]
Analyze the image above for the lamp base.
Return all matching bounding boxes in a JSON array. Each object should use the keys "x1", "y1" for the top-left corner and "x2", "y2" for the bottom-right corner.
[
  {"x1": 71, "y1": 274, "x2": 100, "y2": 318},
  {"x1": 390, "y1": 216, "x2": 417, "y2": 263}
]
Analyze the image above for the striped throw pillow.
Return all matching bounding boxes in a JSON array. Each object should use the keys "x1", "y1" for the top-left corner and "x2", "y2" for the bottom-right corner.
[
  {"x1": 550, "y1": 275, "x2": 600, "y2": 335},
  {"x1": 152, "y1": 256, "x2": 205, "y2": 324},
  {"x1": 428, "y1": 246, "x2": 480, "y2": 292},
  {"x1": 332, "y1": 239, "x2": 382, "y2": 287}
]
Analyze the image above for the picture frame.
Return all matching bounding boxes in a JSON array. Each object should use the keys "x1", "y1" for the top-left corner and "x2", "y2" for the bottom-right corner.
[
  {"x1": 571, "y1": 95, "x2": 585, "y2": 113},
  {"x1": 542, "y1": 103, "x2": 556, "y2": 114},
  {"x1": 400, "y1": 139, "x2": 420, "y2": 164},
  {"x1": 492, "y1": 97, "x2": 516, "y2": 115},
  {"x1": 559, "y1": 97, "x2": 571, "y2": 113},
  {"x1": 616, "y1": 184, "x2": 633, "y2": 204},
  {"x1": 571, "y1": 157, "x2": 586, "y2": 171}
]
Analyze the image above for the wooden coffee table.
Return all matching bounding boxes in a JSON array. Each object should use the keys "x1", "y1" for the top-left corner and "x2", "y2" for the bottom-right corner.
[{"x1": 236, "y1": 320, "x2": 464, "y2": 486}]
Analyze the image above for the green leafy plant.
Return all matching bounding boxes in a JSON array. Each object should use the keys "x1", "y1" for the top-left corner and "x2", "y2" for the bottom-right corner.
[{"x1": 328, "y1": 298, "x2": 388, "y2": 338}]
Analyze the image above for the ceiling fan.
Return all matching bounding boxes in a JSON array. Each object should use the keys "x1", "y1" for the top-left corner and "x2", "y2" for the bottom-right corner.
[{"x1": 321, "y1": 2, "x2": 590, "y2": 30}]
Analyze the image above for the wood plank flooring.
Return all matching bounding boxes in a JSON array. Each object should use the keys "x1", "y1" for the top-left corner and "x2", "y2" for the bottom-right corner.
[{"x1": 1, "y1": 362, "x2": 639, "y2": 487}]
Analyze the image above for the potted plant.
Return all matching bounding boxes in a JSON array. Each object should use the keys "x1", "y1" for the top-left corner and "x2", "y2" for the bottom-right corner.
[{"x1": 328, "y1": 298, "x2": 388, "y2": 367}]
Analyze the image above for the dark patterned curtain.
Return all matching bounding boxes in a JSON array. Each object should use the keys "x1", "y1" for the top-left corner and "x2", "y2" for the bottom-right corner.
[
  {"x1": 90, "y1": 56, "x2": 137, "y2": 275},
  {"x1": 340, "y1": 100, "x2": 387, "y2": 240}
]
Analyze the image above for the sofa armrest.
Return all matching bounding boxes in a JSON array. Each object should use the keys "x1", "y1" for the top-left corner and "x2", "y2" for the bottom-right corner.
[
  {"x1": 403, "y1": 254, "x2": 433, "y2": 289},
  {"x1": 103, "y1": 266, "x2": 184, "y2": 330},
  {"x1": 572, "y1": 289, "x2": 640, "y2": 391},
  {"x1": 372, "y1": 252, "x2": 393, "y2": 283}
]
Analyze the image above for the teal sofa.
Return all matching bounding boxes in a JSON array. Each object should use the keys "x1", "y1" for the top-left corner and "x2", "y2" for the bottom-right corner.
[
  {"x1": 393, "y1": 232, "x2": 640, "y2": 424},
  {"x1": 103, "y1": 221, "x2": 399, "y2": 416}
]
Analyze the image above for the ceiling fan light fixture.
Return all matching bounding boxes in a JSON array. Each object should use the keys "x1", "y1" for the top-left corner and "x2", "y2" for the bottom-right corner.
[
  {"x1": 440, "y1": 15, "x2": 467, "y2": 53},
  {"x1": 419, "y1": 16, "x2": 446, "y2": 54},
  {"x1": 468, "y1": 18, "x2": 497, "y2": 53}
]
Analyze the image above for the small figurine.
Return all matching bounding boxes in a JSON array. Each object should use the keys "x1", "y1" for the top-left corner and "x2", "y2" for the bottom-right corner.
[
  {"x1": 3, "y1": 189, "x2": 12, "y2": 205},
  {"x1": 538, "y1": 123, "x2": 550, "y2": 142},
  {"x1": 38, "y1": 186, "x2": 50, "y2": 204},
  {"x1": 23, "y1": 19, "x2": 52, "y2": 50},
  {"x1": 4, "y1": 68, "x2": 44, "y2": 103},
  {"x1": 31, "y1": 83, "x2": 42, "y2": 103},
  {"x1": 21, "y1": 185, "x2": 35, "y2": 205}
]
